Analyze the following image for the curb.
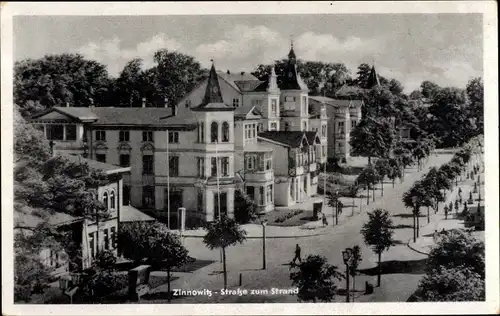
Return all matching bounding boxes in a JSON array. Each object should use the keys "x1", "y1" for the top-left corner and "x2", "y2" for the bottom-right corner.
[
  {"x1": 181, "y1": 230, "x2": 329, "y2": 239},
  {"x1": 406, "y1": 236, "x2": 430, "y2": 256}
]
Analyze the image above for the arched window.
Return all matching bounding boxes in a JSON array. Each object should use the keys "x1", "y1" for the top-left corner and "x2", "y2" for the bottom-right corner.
[
  {"x1": 211, "y1": 122, "x2": 219, "y2": 143},
  {"x1": 103, "y1": 192, "x2": 108, "y2": 210},
  {"x1": 222, "y1": 122, "x2": 229, "y2": 142},
  {"x1": 110, "y1": 191, "x2": 116, "y2": 209},
  {"x1": 199, "y1": 122, "x2": 205, "y2": 143}
]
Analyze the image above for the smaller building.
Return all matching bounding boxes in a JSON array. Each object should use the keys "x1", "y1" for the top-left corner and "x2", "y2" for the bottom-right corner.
[{"x1": 14, "y1": 154, "x2": 155, "y2": 275}]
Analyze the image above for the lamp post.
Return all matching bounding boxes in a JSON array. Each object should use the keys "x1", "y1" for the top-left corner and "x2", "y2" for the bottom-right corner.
[
  {"x1": 262, "y1": 220, "x2": 268, "y2": 270},
  {"x1": 412, "y1": 196, "x2": 418, "y2": 243},
  {"x1": 335, "y1": 190, "x2": 339, "y2": 226},
  {"x1": 342, "y1": 248, "x2": 353, "y2": 303}
]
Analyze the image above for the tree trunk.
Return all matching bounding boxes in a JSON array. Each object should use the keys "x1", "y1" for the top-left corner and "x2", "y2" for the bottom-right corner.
[
  {"x1": 392, "y1": 178, "x2": 395, "y2": 188},
  {"x1": 377, "y1": 252, "x2": 382, "y2": 287},
  {"x1": 380, "y1": 180, "x2": 384, "y2": 196},
  {"x1": 427, "y1": 207, "x2": 430, "y2": 224},
  {"x1": 372, "y1": 186, "x2": 375, "y2": 202},
  {"x1": 416, "y1": 215, "x2": 420, "y2": 237},
  {"x1": 222, "y1": 247, "x2": 228, "y2": 289},
  {"x1": 368, "y1": 156, "x2": 371, "y2": 165},
  {"x1": 412, "y1": 214, "x2": 416, "y2": 243},
  {"x1": 352, "y1": 275, "x2": 356, "y2": 302},
  {"x1": 366, "y1": 186, "x2": 369, "y2": 205},
  {"x1": 167, "y1": 267, "x2": 172, "y2": 303}
]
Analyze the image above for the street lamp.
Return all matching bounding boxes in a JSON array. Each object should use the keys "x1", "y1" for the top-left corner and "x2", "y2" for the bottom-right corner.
[
  {"x1": 262, "y1": 220, "x2": 268, "y2": 270},
  {"x1": 335, "y1": 190, "x2": 339, "y2": 226},
  {"x1": 342, "y1": 248, "x2": 353, "y2": 302},
  {"x1": 411, "y1": 196, "x2": 418, "y2": 243}
]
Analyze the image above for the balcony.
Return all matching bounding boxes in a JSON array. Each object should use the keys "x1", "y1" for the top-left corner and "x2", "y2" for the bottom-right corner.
[{"x1": 245, "y1": 169, "x2": 274, "y2": 183}]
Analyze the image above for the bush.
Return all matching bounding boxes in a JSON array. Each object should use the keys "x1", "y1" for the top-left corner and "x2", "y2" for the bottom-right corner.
[
  {"x1": 234, "y1": 188, "x2": 258, "y2": 224},
  {"x1": 94, "y1": 250, "x2": 117, "y2": 270},
  {"x1": 274, "y1": 210, "x2": 304, "y2": 223},
  {"x1": 80, "y1": 271, "x2": 128, "y2": 302}
]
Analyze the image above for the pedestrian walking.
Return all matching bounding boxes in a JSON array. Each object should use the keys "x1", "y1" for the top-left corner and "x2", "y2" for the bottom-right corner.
[
  {"x1": 433, "y1": 230, "x2": 438, "y2": 243},
  {"x1": 292, "y1": 244, "x2": 302, "y2": 264},
  {"x1": 444, "y1": 206, "x2": 449, "y2": 220},
  {"x1": 322, "y1": 213, "x2": 328, "y2": 227}
]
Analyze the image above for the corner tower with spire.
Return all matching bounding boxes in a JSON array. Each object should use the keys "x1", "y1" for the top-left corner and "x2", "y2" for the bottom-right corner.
[{"x1": 366, "y1": 63, "x2": 381, "y2": 89}]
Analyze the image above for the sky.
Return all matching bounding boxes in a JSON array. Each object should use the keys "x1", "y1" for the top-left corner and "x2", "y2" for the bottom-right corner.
[{"x1": 13, "y1": 14, "x2": 483, "y2": 93}]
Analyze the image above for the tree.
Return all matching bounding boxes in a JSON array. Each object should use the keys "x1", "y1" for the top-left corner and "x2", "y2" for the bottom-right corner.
[
  {"x1": 355, "y1": 63, "x2": 372, "y2": 89},
  {"x1": 360, "y1": 209, "x2": 395, "y2": 286},
  {"x1": 387, "y1": 158, "x2": 403, "y2": 188},
  {"x1": 393, "y1": 143, "x2": 413, "y2": 180},
  {"x1": 118, "y1": 221, "x2": 190, "y2": 302},
  {"x1": 466, "y1": 77, "x2": 483, "y2": 133},
  {"x1": 203, "y1": 214, "x2": 247, "y2": 289},
  {"x1": 420, "y1": 80, "x2": 441, "y2": 99},
  {"x1": 350, "y1": 117, "x2": 396, "y2": 164},
  {"x1": 289, "y1": 254, "x2": 343, "y2": 302},
  {"x1": 374, "y1": 158, "x2": 391, "y2": 196},
  {"x1": 14, "y1": 54, "x2": 112, "y2": 116},
  {"x1": 363, "y1": 85, "x2": 397, "y2": 118},
  {"x1": 403, "y1": 180, "x2": 432, "y2": 240},
  {"x1": 414, "y1": 266, "x2": 485, "y2": 301},
  {"x1": 348, "y1": 245, "x2": 363, "y2": 301},
  {"x1": 409, "y1": 90, "x2": 423, "y2": 100},
  {"x1": 356, "y1": 165, "x2": 379, "y2": 204},
  {"x1": 427, "y1": 229, "x2": 484, "y2": 277},
  {"x1": 387, "y1": 78, "x2": 404, "y2": 96},
  {"x1": 234, "y1": 188, "x2": 258, "y2": 224}
]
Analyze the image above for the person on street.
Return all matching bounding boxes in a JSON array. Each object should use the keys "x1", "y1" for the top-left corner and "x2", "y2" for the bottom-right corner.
[
  {"x1": 322, "y1": 213, "x2": 328, "y2": 227},
  {"x1": 444, "y1": 206, "x2": 449, "y2": 220},
  {"x1": 293, "y1": 244, "x2": 302, "y2": 264}
]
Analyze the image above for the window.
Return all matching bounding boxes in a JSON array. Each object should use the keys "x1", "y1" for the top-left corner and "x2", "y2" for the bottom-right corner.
[
  {"x1": 302, "y1": 121, "x2": 307, "y2": 131},
  {"x1": 271, "y1": 99, "x2": 277, "y2": 115},
  {"x1": 197, "y1": 157, "x2": 205, "y2": 178},
  {"x1": 142, "y1": 186, "x2": 155, "y2": 208},
  {"x1": 197, "y1": 191, "x2": 203, "y2": 212},
  {"x1": 96, "y1": 130, "x2": 106, "y2": 141},
  {"x1": 267, "y1": 184, "x2": 273, "y2": 203},
  {"x1": 222, "y1": 122, "x2": 230, "y2": 142},
  {"x1": 259, "y1": 187, "x2": 265, "y2": 205},
  {"x1": 110, "y1": 191, "x2": 116, "y2": 209},
  {"x1": 119, "y1": 131, "x2": 130, "y2": 142},
  {"x1": 185, "y1": 99, "x2": 191, "y2": 108},
  {"x1": 321, "y1": 125, "x2": 327, "y2": 137},
  {"x1": 123, "y1": 185, "x2": 131, "y2": 205},
  {"x1": 142, "y1": 131, "x2": 153, "y2": 142},
  {"x1": 119, "y1": 154, "x2": 130, "y2": 167},
  {"x1": 220, "y1": 157, "x2": 229, "y2": 176},
  {"x1": 270, "y1": 122, "x2": 277, "y2": 131},
  {"x1": 244, "y1": 124, "x2": 251, "y2": 140},
  {"x1": 351, "y1": 120, "x2": 357, "y2": 129},
  {"x1": 233, "y1": 98, "x2": 240, "y2": 107},
  {"x1": 252, "y1": 99, "x2": 262, "y2": 107},
  {"x1": 66, "y1": 125, "x2": 77, "y2": 140},
  {"x1": 166, "y1": 189, "x2": 183, "y2": 215},
  {"x1": 246, "y1": 155, "x2": 256, "y2": 170},
  {"x1": 88, "y1": 233, "x2": 95, "y2": 259},
  {"x1": 48, "y1": 124, "x2": 64, "y2": 140},
  {"x1": 96, "y1": 154, "x2": 106, "y2": 163},
  {"x1": 322, "y1": 145, "x2": 326, "y2": 157},
  {"x1": 110, "y1": 227, "x2": 117, "y2": 249},
  {"x1": 338, "y1": 122, "x2": 345, "y2": 134},
  {"x1": 264, "y1": 152, "x2": 272, "y2": 170},
  {"x1": 198, "y1": 122, "x2": 205, "y2": 143},
  {"x1": 168, "y1": 131, "x2": 179, "y2": 144},
  {"x1": 142, "y1": 155, "x2": 154, "y2": 174},
  {"x1": 104, "y1": 229, "x2": 109, "y2": 250},
  {"x1": 211, "y1": 122, "x2": 218, "y2": 143},
  {"x1": 284, "y1": 122, "x2": 290, "y2": 132},
  {"x1": 246, "y1": 186, "x2": 255, "y2": 201},
  {"x1": 214, "y1": 192, "x2": 228, "y2": 218},
  {"x1": 169, "y1": 156, "x2": 179, "y2": 176},
  {"x1": 211, "y1": 157, "x2": 217, "y2": 177},
  {"x1": 103, "y1": 192, "x2": 109, "y2": 209},
  {"x1": 257, "y1": 123, "x2": 263, "y2": 132},
  {"x1": 302, "y1": 96, "x2": 308, "y2": 114}
]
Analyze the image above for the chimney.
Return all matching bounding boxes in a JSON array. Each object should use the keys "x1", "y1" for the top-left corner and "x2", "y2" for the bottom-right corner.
[
  {"x1": 164, "y1": 97, "x2": 169, "y2": 108},
  {"x1": 227, "y1": 70, "x2": 230, "y2": 74},
  {"x1": 142, "y1": 97, "x2": 147, "y2": 108},
  {"x1": 171, "y1": 104, "x2": 177, "y2": 116}
]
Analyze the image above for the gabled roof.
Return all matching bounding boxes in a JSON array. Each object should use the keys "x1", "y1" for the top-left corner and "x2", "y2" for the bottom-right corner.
[
  {"x1": 217, "y1": 71, "x2": 260, "y2": 92},
  {"x1": 309, "y1": 96, "x2": 364, "y2": 108},
  {"x1": 234, "y1": 104, "x2": 263, "y2": 120},
  {"x1": 305, "y1": 131, "x2": 321, "y2": 145},
  {"x1": 367, "y1": 64, "x2": 381, "y2": 88},
  {"x1": 30, "y1": 106, "x2": 98, "y2": 122},
  {"x1": 258, "y1": 131, "x2": 310, "y2": 148},
  {"x1": 63, "y1": 154, "x2": 131, "y2": 175}
]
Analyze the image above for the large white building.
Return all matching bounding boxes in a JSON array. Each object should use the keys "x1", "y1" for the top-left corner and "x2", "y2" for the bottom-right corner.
[{"x1": 30, "y1": 43, "x2": 376, "y2": 221}]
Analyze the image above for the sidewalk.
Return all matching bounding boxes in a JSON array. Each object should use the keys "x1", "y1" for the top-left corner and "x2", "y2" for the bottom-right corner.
[{"x1": 406, "y1": 157, "x2": 484, "y2": 255}]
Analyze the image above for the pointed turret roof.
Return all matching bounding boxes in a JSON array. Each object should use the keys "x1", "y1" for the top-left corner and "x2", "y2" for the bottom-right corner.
[
  {"x1": 193, "y1": 60, "x2": 233, "y2": 111},
  {"x1": 279, "y1": 42, "x2": 308, "y2": 92},
  {"x1": 367, "y1": 64, "x2": 381, "y2": 88}
]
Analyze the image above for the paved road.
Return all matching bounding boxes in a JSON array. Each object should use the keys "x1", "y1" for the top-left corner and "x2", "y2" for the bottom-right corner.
[{"x1": 151, "y1": 153, "x2": 454, "y2": 303}]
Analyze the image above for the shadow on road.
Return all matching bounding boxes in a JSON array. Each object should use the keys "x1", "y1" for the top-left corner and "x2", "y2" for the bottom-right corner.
[
  {"x1": 392, "y1": 213, "x2": 427, "y2": 219},
  {"x1": 358, "y1": 258, "x2": 427, "y2": 276},
  {"x1": 391, "y1": 224, "x2": 414, "y2": 229}
]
